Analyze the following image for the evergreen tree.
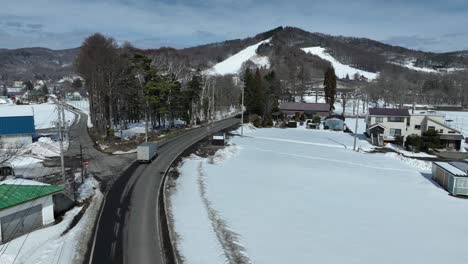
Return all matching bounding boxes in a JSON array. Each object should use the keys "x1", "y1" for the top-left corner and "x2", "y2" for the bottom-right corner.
[
  {"x1": 72, "y1": 78, "x2": 83, "y2": 90},
  {"x1": 186, "y1": 69, "x2": 203, "y2": 123},
  {"x1": 2, "y1": 85, "x2": 7, "y2": 97},
  {"x1": 323, "y1": 67, "x2": 337, "y2": 111},
  {"x1": 23, "y1": 80, "x2": 34, "y2": 91},
  {"x1": 41, "y1": 84, "x2": 48, "y2": 95}
]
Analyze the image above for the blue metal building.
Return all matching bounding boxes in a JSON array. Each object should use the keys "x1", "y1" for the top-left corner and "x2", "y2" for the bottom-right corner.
[{"x1": 0, "y1": 116, "x2": 36, "y2": 145}]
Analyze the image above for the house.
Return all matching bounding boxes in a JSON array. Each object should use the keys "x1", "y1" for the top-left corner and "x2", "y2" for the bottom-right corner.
[
  {"x1": 408, "y1": 112, "x2": 463, "y2": 150},
  {"x1": 365, "y1": 108, "x2": 463, "y2": 149},
  {"x1": 6, "y1": 87, "x2": 25, "y2": 100},
  {"x1": 0, "y1": 180, "x2": 63, "y2": 243},
  {"x1": 279, "y1": 102, "x2": 330, "y2": 118},
  {"x1": 366, "y1": 108, "x2": 410, "y2": 145},
  {"x1": 0, "y1": 112, "x2": 36, "y2": 146},
  {"x1": 432, "y1": 162, "x2": 468, "y2": 196}
]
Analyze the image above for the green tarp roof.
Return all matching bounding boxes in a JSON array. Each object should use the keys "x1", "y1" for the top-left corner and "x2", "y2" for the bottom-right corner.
[{"x1": 0, "y1": 184, "x2": 64, "y2": 210}]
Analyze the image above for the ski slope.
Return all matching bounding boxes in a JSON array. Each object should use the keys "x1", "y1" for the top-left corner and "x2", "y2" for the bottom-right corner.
[
  {"x1": 302, "y1": 47, "x2": 378, "y2": 80},
  {"x1": 206, "y1": 38, "x2": 271, "y2": 75}
]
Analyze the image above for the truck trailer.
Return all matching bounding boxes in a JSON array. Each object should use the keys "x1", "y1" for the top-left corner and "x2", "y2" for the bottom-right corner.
[{"x1": 137, "y1": 142, "x2": 158, "y2": 163}]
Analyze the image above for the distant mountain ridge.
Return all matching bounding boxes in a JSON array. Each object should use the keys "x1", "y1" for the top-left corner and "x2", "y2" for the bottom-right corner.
[
  {"x1": 0, "y1": 47, "x2": 79, "y2": 81},
  {"x1": 1, "y1": 26, "x2": 467, "y2": 81}
]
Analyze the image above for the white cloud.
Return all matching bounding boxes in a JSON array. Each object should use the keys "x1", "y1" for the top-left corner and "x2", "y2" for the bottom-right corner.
[{"x1": 0, "y1": 0, "x2": 467, "y2": 52}]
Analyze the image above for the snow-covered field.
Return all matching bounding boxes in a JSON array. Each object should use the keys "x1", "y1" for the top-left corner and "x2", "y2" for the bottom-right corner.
[
  {"x1": 0, "y1": 102, "x2": 75, "y2": 129},
  {"x1": 171, "y1": 125, "x2": 468, "y2": 264},
  {"x1": 440, "y1": 111, "x2": 468, "y2": 135},
  {"x1": 205, "y1": 39, "x2": 271, "y2": 75},
  {"x1": 302, "y1": 47, "x2": 378, "y2": 80}
]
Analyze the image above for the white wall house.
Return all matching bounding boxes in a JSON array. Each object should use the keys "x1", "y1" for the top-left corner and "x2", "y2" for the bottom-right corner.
[
  {"x1": 366, "y1": 108, "x2": 464, "y2": 150},
  {"x1": 0, "y1": 180, "x2": 63, "y2": 243}
]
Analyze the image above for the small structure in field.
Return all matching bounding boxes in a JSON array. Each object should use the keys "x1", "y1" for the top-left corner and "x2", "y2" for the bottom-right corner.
[
  {"x1": 432, "y1": 162, "x2": 468, "y2": 196},
  {"x1": 0, "y1": 162, "x2": 15, "y2": 180},
  {"x1": 287, "y1": 121, "x2": 298, "y2": 128},
  {"x1": 212, "y1": 132, "x2": 226, "y2": 146},
  {"x1": 0, "y1": 180, "x2": 63, "y2": 243},
  {"x1": 323, "y1": 115, "x2": 345, "y2": 131}
]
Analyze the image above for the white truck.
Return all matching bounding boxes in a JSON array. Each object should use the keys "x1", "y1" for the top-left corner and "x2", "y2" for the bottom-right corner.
[{"x1": 137, "y1": 142, "x2": 158, "y2": 163}]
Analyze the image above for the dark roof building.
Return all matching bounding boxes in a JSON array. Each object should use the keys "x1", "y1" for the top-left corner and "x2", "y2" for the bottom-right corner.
[
  {"x1": 368, "y1": 108, "x2": 410, "y2": 117},
  {"x1": 279, "y1": 102, "x2": 330, "y2": 116}
]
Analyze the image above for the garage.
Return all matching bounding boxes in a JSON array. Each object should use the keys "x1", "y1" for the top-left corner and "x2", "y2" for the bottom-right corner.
[
  {"x1": 0, "y1": 181, "x2": 63, "y2": 244},
  {"x1": 1, "y1": 205, "x2": 43, "y2": 241}
]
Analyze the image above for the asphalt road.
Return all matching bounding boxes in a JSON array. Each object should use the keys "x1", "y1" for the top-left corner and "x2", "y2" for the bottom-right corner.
[{"x1": 90, "y1": 118, "x2": 240, "y2": 264}]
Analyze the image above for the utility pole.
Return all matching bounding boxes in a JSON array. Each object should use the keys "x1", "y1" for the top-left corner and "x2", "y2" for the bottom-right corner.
[
  {"x1": 80, "y1": 144, "x2": 84, "y2": 184},
  {"x1": 353, "y1": 94, "x2": 359, "y2": 152},
  {"x1": 241, "y1": 84, "x2": 245, "y2": 136},
  {"x1": 57, "y1": 104, "x2": 66, "y2": 187}
]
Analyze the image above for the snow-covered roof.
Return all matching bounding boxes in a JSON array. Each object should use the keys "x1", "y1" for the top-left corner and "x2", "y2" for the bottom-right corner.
[
  {"x1": 0, "y1": 106, "x2": 34, "y2": 117},
  {"x1": 433, "y1": 162, "x2": 467, "y2": 177}
]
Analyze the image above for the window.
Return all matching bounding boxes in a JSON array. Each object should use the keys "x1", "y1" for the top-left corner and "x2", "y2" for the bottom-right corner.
[
  {"x1": 390, "y1": 128, "x2": 402, "y2": 136},
  {"x1": 414, "y1": 125, "x2": 421, "y2": 130},
  {"x1": 375, "y1": 117, "x2": 383, "y2": 123},
  {"x1": 439, "y1": 129, "x2": 443, "y2": 133},
  {"x1": 448, "y1": 131, "x2": 455, "y2": 134},
  {"x1": 388, "y1": 116, "x2": 404, "y2": 122},
  {"x1": 428, "y1": 126, "x2": 436, "y2": 131}
]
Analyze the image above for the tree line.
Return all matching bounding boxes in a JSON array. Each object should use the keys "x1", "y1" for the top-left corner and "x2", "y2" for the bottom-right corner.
[{"x1": 75, "y1": 33, "x2": 240, "y2": 138}]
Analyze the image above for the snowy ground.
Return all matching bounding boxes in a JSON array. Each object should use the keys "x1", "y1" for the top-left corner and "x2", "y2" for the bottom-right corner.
[
  {"x1": 0, "y1": 177, "x2": 100, "y2": 264},
  {"x1": 171, "y1": 124, "x2": 468, "y2": 264},
  {"x1": 205, "y1": 39, "x2": 271, "y2": 75},
  {"x1": 302, "y1": 47, "x2": 378, "y2": 80},
  {"x1": 0, "y1": 102, "x2": 75, "y2": 129},
  {"x1": 3, "y1": 136, "x2": 70, "y2": 178}
]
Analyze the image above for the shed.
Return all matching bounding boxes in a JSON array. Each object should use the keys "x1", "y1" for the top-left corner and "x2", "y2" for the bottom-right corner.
[
  {"x1": 432, "y1": 162, "x2": 468, "y2": 196},
  {"x1": 0, "y1": 180, "x2": 63, "y2": 243},
  {"x1": 212, "y1": 132, "x2": 225, "y2": 146},
  {"x1": 324, "y1": 115, "x2": 345, "y2": 131},
  {"x1": 0, "y1": 114, "x2": 36, "y2": 146}
]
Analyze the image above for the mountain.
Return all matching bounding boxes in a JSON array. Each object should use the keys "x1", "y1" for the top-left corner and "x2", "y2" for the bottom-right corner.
[
  {"x1": 183, "y1": 27, "x2": 468, "y2": 77},
  {"x1": 1, "y1": 26, "x2": 467, "y2": 82},
  {"x1": 0, "y1": 47, "x2": 79, "y2": 81}
]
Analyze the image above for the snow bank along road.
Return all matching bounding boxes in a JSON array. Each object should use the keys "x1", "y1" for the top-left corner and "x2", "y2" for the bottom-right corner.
[{"x1": 89, "y1": 118, "x2": 240, "y2": 264}]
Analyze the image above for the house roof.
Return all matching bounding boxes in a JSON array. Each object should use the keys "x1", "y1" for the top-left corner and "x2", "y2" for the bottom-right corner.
[
  {"x1": 368, "y1": 123, "x2": 386, "y2": 130},
  {"x1": 433, "y1": 162, "x2": 467, "y2": 177},
  {"x1": 368, "y1": 108, "x2": 410, "y2": 117},
  {"x1": 279, "y1": 102, "x2": 329, "y2": 113},
  {"x1": 440, "y1": 134, "x2": 464, "y2": 140},
  {"x1": 0, "y1": 116, "x2": 36, "y2": 135},
  {"x1": 0, "y1": 184, "x2": 63, "y2": 210}
]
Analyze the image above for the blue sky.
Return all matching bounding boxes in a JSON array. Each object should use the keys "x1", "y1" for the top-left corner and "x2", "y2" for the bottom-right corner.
[{"x1": 1, "y1": 0, "x2": 467, "y2": 52}]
